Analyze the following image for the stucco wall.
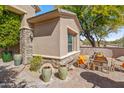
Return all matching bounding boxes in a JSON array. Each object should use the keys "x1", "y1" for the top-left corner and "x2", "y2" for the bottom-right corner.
[
  {"x1": 60, "y1": 17, "x2": 80, "y2": 56},
  {"x1": 15, "y1": 5, "x2": 35, "y2": 28},
  {"x1": 80, "y1": 47, "x2": 124, "y2": 58},
  {"x1": 32, "y1": 15, "x2": 80, "y2": 59},
  {"x1": 33, "y1": 18, "x2": 60, "y2": 57}
]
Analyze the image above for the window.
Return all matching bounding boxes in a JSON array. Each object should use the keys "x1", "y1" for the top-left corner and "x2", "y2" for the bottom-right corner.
[{"x1": 68, "y1": 33, "x2": 73, "y2": 52}]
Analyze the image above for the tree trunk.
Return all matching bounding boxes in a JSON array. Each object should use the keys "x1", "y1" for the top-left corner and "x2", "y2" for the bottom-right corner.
[
  {"x1": 87, "y1": 37, "x2": 96, "y2": 47},
  {"x1": 97, "y1": 41, "x2": 100, "y2": 47},
  {"x1": 83, "y1": 31, "x2": 96, "y2": 47}
]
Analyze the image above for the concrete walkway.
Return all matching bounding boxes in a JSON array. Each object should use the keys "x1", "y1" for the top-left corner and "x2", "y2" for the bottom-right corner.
[{"x1": 0, "y1": 59, "x2": 124, "y2": 88}]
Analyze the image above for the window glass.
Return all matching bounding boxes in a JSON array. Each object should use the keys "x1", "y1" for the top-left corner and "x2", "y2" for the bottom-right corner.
[{"x1": 68, "y1": 33, "x2": 73, "y2": 52}]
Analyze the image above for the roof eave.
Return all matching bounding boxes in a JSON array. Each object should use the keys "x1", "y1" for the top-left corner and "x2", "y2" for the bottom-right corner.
[{"x1": 28, "y1": 8, "x2": 82, "y2": 31}]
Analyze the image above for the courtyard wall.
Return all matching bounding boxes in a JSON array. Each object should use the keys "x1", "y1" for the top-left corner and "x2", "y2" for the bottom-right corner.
[{"x1": 80, "y1": 47, "x2": 124, "y2": 58}]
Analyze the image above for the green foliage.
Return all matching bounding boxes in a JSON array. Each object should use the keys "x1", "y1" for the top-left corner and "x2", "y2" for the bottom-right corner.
[
  {"x1": 30, "y1": 56, "x2": 43, "y2": 72},
  {"x1": 122, "y1": 37, "x2": 124, "y2": 47},
  {"x1": 82, "y1": 39, "x2": 91, "y2": 45},
  {"x1": 94, "y1": 26, "x2": 109, "y2": 47},
  {"x1": 0, "y1": 6, "x2": 21, "y2": 48},
  {"x1": 57, "y1": 6, "x2": 124, "y2": 47},
  {"x1": 0, "y1": 5, "x2": 4, "y2": 16},
  {"x1": 108, "y1": 36, "x2": 124, "y2": 47}
]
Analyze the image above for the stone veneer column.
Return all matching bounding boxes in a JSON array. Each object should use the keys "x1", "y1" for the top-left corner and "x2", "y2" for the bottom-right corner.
[{"x1": 20, "y1": 27, "x2": 33, "y2": 64}]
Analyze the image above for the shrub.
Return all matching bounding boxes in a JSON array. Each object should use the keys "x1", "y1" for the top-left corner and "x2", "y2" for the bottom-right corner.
[
  {"x1": 0, "y1": 9, "x2": 21, "y2": 49},
  {"x1": 30, "y1": 56, "x2": 42, "y2": 72}
]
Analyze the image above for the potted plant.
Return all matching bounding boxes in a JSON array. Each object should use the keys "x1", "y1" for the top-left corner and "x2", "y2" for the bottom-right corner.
[
  {"x1": 58, "y1": 65, "x2": 68, "y2": 80},
  {"x1": 30, "y1": 56, "x2": 42, "y2": 72},
  {"x1": 14, "y1": 54, "x2": 22, "y2": 66},
  {"x1": 42, "y1": 66, "x2": 52, "y2": 82},
  {"x1": 1, "y1": 49, "x2": 13, "y2": 62}
]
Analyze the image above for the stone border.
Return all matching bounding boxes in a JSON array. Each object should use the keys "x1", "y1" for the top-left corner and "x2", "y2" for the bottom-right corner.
[{"x1": 41, "y1": 52, "x2": 80, "y2": 69}]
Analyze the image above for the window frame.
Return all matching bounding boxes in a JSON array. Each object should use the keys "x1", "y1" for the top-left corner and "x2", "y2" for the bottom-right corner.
[
  {"x1": 68, "y1": 33, "x2": 74, "y2": 52},
  {"x1": 67, "y1": 27, "x2": 78, "y2": 53}
]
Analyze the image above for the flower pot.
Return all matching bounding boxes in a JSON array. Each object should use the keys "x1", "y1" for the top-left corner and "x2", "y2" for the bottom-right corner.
[
  {"x1": 42, "y1": 66, "x2": 52, "y2": 82},
  {"x1": 14, "y1": 54, "x2": 22, "y2": 66},
  {"x1": 2, "y1": 51, "x2": 13, "y2": 62},
  {"x1": 58, "y1": 65, "x2": 68, "y2": 80}
]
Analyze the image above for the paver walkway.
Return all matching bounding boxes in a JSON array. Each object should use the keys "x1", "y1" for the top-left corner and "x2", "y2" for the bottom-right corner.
[{"x1": 0, "y1": 59, "x2": 124, "y2": 88}]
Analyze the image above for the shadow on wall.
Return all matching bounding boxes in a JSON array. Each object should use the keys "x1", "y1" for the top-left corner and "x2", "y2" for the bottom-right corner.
[
  {"x1": 80, "y1": 72, "x2": 124, "y2": 88},
  {"x1": 33, "y1": 18, "x2": 59, "y2": 37}
]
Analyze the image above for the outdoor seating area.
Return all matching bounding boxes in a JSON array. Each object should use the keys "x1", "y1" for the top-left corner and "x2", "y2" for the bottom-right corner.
[
  {"x1": 77, "y1": 52, "x2": 124, "y2": 73},
  {"x1": 0, "y1": 51, "x2": 124, "y2": 88}
]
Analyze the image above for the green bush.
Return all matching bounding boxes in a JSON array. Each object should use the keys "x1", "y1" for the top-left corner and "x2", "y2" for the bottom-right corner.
[
  {"x1": 0, "y1": 9, "x2": 21, "y2": 49},
  {"x1": 30, "y1": 56, "x2": 42, "y2": 72}
]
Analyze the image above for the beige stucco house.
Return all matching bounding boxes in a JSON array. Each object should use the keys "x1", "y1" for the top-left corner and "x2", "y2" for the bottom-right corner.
[
  {"x1": 5, "y1": 6, "x2": 82, "y2": 65},
  {"x1": 28, "y1": 9, "x2": 82, "y2": 64}
]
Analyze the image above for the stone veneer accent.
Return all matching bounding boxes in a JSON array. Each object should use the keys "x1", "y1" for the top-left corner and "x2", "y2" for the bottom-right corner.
[
  {"x1": 42, "y1": 53, "x2": 80, "y2": 68},
  {"x1": 20, "y1": 27, "x2": 33, "y2": 64}
]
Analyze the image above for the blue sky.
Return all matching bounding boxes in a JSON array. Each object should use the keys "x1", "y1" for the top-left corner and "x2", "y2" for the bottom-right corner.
[
  {"x1": 105, "y1": 28, "x2": 124, "y2": 41},
  {"x1": 36, "y1": 5, "x2": 55, "y2": 15},
  {"x1": 36, "y1": 5, "x2": 124, "y2": 41}
]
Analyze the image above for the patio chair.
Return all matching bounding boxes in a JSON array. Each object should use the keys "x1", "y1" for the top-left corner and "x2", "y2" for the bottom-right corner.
[
  {"x1": 102, "y1": 58, "x2": 115, "y2": 73},
  {"x1": 87, "y1": 52, "x2": 114, "y2": 72},
  {"x1": 86, "y1": 56, "x2": 94, "y2": 70},
  {"x1": 86, "y1": 52, "x2": 99, "y2": 70}
]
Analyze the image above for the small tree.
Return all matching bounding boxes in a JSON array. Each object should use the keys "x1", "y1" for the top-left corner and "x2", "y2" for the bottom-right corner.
[
  {"x1": 94, "y1": 26, "x2": 109, "y2": 47},
  {"x1": 57, "y1": 5, "x2": 124, "y2": 47},
  {"x1": 0, "y1": 6, "x2": 21, "y2": 51}
]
